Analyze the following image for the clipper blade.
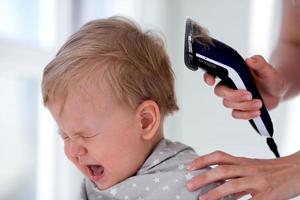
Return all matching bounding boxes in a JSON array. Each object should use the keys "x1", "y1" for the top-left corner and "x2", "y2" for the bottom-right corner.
[{"x1": 184, "y1": 18, "x2": 213, "y2": 71}]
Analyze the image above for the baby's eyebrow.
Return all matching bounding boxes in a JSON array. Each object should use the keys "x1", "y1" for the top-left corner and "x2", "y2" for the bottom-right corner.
[{"x1": 57, "y1": 129, "x2": 90, "y2": 137}]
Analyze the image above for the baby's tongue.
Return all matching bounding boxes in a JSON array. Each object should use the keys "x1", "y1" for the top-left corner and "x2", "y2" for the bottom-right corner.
[{"x1": 90, "y1": 165, "x2": 104, "y2": 176}]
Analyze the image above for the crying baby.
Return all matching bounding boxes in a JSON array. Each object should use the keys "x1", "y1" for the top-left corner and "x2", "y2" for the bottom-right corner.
[{"x1": 41, "y1": 16, "x2": 234, "y2": 200}]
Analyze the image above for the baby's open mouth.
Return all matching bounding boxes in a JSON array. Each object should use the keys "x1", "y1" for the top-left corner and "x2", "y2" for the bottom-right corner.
[{"x1": 87, "y1": 165, "x2": 104, "y2": 181}]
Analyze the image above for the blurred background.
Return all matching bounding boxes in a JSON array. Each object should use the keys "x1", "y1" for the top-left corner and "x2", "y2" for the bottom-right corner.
[{"x1": 1, "y1": 0, "x2": 300, "y2": 199}]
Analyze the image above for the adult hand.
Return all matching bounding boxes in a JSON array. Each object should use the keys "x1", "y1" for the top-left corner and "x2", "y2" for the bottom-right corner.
[
  {"x1": 186, "y1": 151, "x2": 300, "y2": 200},
  {"x1": 203, "y1": 55, "x2": 287, "y2": 120}
]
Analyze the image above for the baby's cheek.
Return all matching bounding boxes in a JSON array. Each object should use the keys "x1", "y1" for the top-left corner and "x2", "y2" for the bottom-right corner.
[
  {"x1": 63, "y1": 143, "x2": 70, "y2": 157},
  {"x1": 64, "y1": 147, "x2": 85, "y2": 173},
  {"x1": 63, "y1": 143, "x2": 76, "y2": 163}
]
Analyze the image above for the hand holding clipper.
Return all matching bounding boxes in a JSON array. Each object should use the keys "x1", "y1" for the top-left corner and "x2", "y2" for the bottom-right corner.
[{"x1": 184, "y1": 18, "x2": 280, "y2": 157}]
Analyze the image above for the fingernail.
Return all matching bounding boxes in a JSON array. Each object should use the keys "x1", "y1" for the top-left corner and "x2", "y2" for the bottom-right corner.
[
  {"x1": 186, "y1": 181, "x2": 194, "y2": 191},
  {"x1": 251, "y1": 110, "x2": 261, "y2": 117},
  {"x1": 206, "y1": 77, "x2": 214, "y2": 85},
  {"x1": 187, "y1": 164, "x2": 195, "y2": 171},
  {"x1": 254, "y1": 100, "x2": 262, "y2": 108},
  {"x1": 242, "y1": 93, "x2": 252, "y2": 100}
]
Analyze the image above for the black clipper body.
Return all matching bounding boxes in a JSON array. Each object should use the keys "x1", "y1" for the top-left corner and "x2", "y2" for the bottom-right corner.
[{"x1": 184, "y1": 18, "x2": 274, "y2": 139}]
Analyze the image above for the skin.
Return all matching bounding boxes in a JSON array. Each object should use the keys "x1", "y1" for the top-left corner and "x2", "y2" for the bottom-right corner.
[
  {"x1": 186, "y1": 0, "x2": 300, "y2": 199},
  {"x1": 47, "y1": 75, "x2": 163, "y2": 190},
  {"x1": 187, "y1": 151, "x2": 300, "y2": 200}
]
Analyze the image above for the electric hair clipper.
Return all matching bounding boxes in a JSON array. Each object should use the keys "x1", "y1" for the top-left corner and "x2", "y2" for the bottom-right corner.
[{"x1": 184, "y1": 18, "x2": 280, "y2": 157}]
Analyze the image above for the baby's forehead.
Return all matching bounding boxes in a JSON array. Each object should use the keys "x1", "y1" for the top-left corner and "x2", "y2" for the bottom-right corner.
[
  {"x1": 68, "y1": 77, "x2": 113, "y2": 104},
  {"x1": 49, "y1": 78, "x2": 110, "y2": 111}
]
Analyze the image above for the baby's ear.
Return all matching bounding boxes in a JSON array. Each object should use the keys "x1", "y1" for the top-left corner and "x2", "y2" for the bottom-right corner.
[{"x1": 136, "y1": 100, "x2": 161, "y2": 140}]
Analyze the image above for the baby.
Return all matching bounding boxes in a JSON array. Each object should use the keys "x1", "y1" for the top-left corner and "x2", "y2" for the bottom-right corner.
[{"x1": 42, "y1": 16, "x2": 233, "y2": 200}]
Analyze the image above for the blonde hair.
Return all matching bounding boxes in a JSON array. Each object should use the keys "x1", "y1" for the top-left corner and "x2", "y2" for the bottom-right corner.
[{"x1": 42, "y1": 16, "x2": 178, "y2": 116}]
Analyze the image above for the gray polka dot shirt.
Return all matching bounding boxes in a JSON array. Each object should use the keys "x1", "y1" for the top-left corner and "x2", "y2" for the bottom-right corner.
[{"x1": 80, "y1": 139, "x2": 235, "y2": 200}]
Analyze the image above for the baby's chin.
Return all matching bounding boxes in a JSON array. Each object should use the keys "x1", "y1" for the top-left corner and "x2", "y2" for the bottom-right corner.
[
  {"x1": 94, "y1": 181, "x2": 112, "y2": 190},
  {"x1": 93, "y1": 176, "x2": 123, "y2": 190}
]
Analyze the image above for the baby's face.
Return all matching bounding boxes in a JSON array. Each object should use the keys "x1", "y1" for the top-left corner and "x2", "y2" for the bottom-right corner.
[{"x1": 48, "y1": 80, "x2": 151, "y2": 190}]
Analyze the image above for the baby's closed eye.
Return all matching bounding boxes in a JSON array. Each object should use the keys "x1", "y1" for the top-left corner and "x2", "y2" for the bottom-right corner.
[{"x1": 80, "y1": 132, "x2": 101, "y2": 140}]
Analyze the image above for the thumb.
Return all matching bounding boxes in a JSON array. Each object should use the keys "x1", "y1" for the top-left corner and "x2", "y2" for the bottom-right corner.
[
  {"x1": 245, "y1": 55, "x2": 285, "y2": 109},
  {"x1": 245, "y1": 55, "x2": 272, "y2": 79}
]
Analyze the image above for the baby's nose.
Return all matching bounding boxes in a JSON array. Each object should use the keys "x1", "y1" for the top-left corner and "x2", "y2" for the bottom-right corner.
[{"x1": 68, "y1": 142, "x2": 87, "y2": 157}]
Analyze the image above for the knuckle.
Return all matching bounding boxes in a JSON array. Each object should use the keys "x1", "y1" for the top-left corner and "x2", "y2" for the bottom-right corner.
[
  {"x1": 217, "y1": 165, "x2": 231, "y2": 176},
  {"x1": 214, "y1": 86, "x2": 222, "y2": 97},
  {"x1": 212, "y1": 167, "x2": 227, "y2": 181},
  {"x1": 231, "y1": 110, "x2": 239, "y2": 119},
  {"x1": 246, "y1": 103, "x2": 257, "y2": 110},
  {"x1": 259, "y1": 176, "x2": 270, "y2": 189},
  {"x1": 254, "y1": 176, "x2": 273, "y2": 193},
  {"x1": 213, "y1": 150, "x2": 226, "y2": 159},
  {"x1": 222, "y1": 99, "x2": 231, "y2": 108},
  {"x1": 197, "y1": 172, "x2": 208, "y2": 183},
  {"x1": 216, "y1": 167, "x2": 227, "y2": 176},
  {"x1": 253, "y1": 54, "x2": 263, "y2": 61},
  {"x1": 194, "y1": 157, "x2": 204, "y2": 165},
  {"x1": 226, "y1": 179, "x2": 241, "y2": 189},
  {"x1": 214, "y1": 84, "x2": 228, "y2": 98},
  {"x1": 237, "y1": 156, "x2": 249, "y2": 165},
  {"x1": 256, "y1": 55, "x2": 263, "y2": 59},
  {"x1": 232, "y1": 110, "x2": 251, "y2": 120}
]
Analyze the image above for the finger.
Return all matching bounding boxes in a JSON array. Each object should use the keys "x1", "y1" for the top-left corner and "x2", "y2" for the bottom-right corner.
[
  {"x1": 245, "y1": 55, "x2": 272, "y2": 78},
  {"x1": 187, "y1": 165, "x2": 246, "y2": 191},
  {"x1": 203, "y1": 73, "x2": 215, "y2": 86},
  {"x1": 214, "y1": 83, "x2": 252, "y2": 101},
  {"x1": 190, "y1": 157, "x2": 289, "y2": 191},
  {"x1": 187, "y1": 151, "x2": 240, "y2": 171},
  {"x1": 232, "y1": 109, "x2": 261, "y2": 120},
  {"x1": 223, "y1": 99, "x2": 262, "y2": 111},
  {"x1": 198, "y1": 177, "x2": 253, "y2": 200}
]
